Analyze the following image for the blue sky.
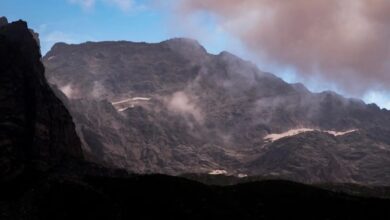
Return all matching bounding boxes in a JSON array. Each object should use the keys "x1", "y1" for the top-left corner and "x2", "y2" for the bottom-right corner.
[
  {"x1": 0, "y1": 0, "x2": 236, "y2": 55},
  {"x1": 0, "y1": 0, "x2": 173, "y2": 53},
  {"x1": 1, "y1": 0, "x2": 389, "y2": 109}
]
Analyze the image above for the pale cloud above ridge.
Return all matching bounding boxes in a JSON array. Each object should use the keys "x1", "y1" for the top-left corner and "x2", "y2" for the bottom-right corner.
[
  {"x1": 176, "y1": 0, "x2": 390, "y2": 97},
  {"x1": 45, "y1": 31, "x2": 77, "y2": 44},
  {"x1": 105, "y1": 0, "x2": 134, "y2": 11},
  {"x1": 68, "y1": 0, "x2": 95, "y2": 9},
  {"x1": 68, "y1": 0, "x2": 135, "y2": 11},
  {"x1": 37, "y1": 29, "x2": 95, "y2": 54}
]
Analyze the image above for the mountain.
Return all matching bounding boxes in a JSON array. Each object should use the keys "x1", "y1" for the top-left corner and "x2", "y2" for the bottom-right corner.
[
  {"x1": 0, "y1": 18, "x2": 83, "y2": 183},
  {"x1": 2, "y1": 17, "x2": 390, "y2": 220},
  {"x1": 43, "y1": 38, "x2": 390, "y2": 185}
]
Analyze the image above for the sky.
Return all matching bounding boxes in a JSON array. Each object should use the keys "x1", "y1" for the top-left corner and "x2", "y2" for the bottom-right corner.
[{"x1": 1, "y1": 0, "x2": 389, "y2": 109}]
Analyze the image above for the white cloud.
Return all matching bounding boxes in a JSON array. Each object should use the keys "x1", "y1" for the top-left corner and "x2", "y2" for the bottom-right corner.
[
  {"x1": 68, "y1": 0, "x2": 137, "y2": 11},
  {"x1": 68, "y1": 0, "x2": 96, "y2": 9},
  {"x1": 105, "y1": 0, "x2": 134, "y2": 11},
  {"x1": 35, "y1": 24, "x2": 48, "y2": 33},
  {"x1": 363, "y1": 91, "x2": 390, "y2": 110},
  {"x1": 40, "y1": 30, "x2": 94, "y2": 55},
  {"x1": 45, "y1": 31, "x2": 77, "y2": 44},
  {"x1": 39, "y1": 31, "x2": 77, "y2": 54},
  {"x1": 166, "y1": 91, "x2": 204, "y2": 123}
]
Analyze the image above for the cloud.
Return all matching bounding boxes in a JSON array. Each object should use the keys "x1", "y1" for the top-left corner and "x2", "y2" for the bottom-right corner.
[
  {"x1": 91, "y1": 81, "x2": 108, "y2": 99},
  {"x1": 364, "y1": 90, "x2": 390, "y2": 109},
  {"x1": 177, "y1": 0, "x2": 390, "y2": 96},
  {"x1": 68, "y1": 0, "x2": 136, "y2": 11},
  {"x1": 104, "y1": 0, "x2": 133, "y2": 11},
  {"x1": 39, "y1": 31, "x2": 78, "y2": 54},
  {"x1": 39, "y1": 30, "x2": 94, "y2": 55},
  {"x1": 45, "y1": 31, "x2": 77, "y2": 44},
  {"x1": 68, "y1": 0, "x2": 96, "y2": 9},
  {"x1": 166, "y1": 91, "x2": 204, "y2": 123}
]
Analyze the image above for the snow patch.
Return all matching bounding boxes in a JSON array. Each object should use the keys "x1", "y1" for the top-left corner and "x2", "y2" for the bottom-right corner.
[
  {"x1": 112, "y1": 97, "x2": 151, "y2": 112},
  {"x1": 237, "y1": 174, "x2": 248, "y2": 178},
  {"x1": 264, "y1": 128, "x2": 314, "y2": 142},
  {"x1": 325, "y1": 130, "x2": 357, "y2": 136},
  {"x1": 118, "y1": 107, "x2": 133, "y2": 112},
  {"x1": 112, "y1": 97, "x2": 151, "y2": 105},
  {"x1": 132, "y1": 97, "x2": 151, "y2": 101},
  {"x1": 264, "y1": 128, "x2": 358, "y2": 142},
  {"x1": 209, "y1": 170, "x2": 228, "y2": 175}
]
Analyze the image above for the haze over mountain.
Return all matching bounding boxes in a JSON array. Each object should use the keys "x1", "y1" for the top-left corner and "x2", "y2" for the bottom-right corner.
[
  {"x1": 177, "y1": 0, "x2": 390, "y2": 97},
  {"x1": 43, "y1": 38, "x2": 390, "y2": 185}
]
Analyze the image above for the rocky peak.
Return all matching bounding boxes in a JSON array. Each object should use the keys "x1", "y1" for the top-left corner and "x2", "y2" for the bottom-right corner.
[
  {"x1": 0, "y1": 19, "x2": 83, "y2": 182},
  {"x1": 291, "y1": 82, "x2": 310, "y2": 94},
  {"x1": 163, "y1": 38, "x2": 205, "y2": 52},
  {"x1": 51, "y1": 42, "x2": 69, "y2": 50},
  {"x1": 163, "y1": 38, "x2": 208, "y2": 62},
  {"x1": 0, "y1": 16, "x2": 8, "y2": 27}
]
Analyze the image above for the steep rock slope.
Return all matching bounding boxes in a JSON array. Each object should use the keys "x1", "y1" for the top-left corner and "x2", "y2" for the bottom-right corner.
[
  {"x1": 43, "y1": 38, "x2": 390, "y2": 184},
  {"x1": 0, "y1": 18, "x2": 83, "y2": 184}
]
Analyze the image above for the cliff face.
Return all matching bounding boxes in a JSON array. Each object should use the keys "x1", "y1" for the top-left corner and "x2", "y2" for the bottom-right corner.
[
  {"x1": 0, "y1": 19, "x2": 83, "y2": 182},
  {"x1": 44, "y1": 39, "x2": 390, "y2": 184}
]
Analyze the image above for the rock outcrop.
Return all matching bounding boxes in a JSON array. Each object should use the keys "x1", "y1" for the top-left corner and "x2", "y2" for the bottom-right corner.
[{"x1": 0, "y1": 19, "x2": 83, "y2": 183}]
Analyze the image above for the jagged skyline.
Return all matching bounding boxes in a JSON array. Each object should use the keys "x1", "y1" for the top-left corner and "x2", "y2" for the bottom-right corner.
[{"x1": 1, "y1": 0, "x2": 389, "y2": 109}]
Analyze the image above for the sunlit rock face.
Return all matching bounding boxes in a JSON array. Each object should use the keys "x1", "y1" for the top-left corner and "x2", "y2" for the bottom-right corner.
[{"x1": 44, "y1": 39, "x2": 390, "y2": 185}]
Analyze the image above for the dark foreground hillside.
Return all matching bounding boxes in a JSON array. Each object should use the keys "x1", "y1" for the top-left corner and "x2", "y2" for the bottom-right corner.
[
  {"x1": 2, "y1": 169, "x2": 390, "y2": 220},
  {"x1": 1, "y1": 17, "x2": 390, "y2": 220}
]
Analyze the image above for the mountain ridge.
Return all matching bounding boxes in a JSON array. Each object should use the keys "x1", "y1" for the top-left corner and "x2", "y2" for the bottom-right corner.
[{"x1": 44, "y1": 37, "x2": 390, "y2": 185}]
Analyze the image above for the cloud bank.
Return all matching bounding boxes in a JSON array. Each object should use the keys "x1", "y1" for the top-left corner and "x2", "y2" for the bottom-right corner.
[{"x1": 178, "y1": 0, "x2": 390, "y2": 95}]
